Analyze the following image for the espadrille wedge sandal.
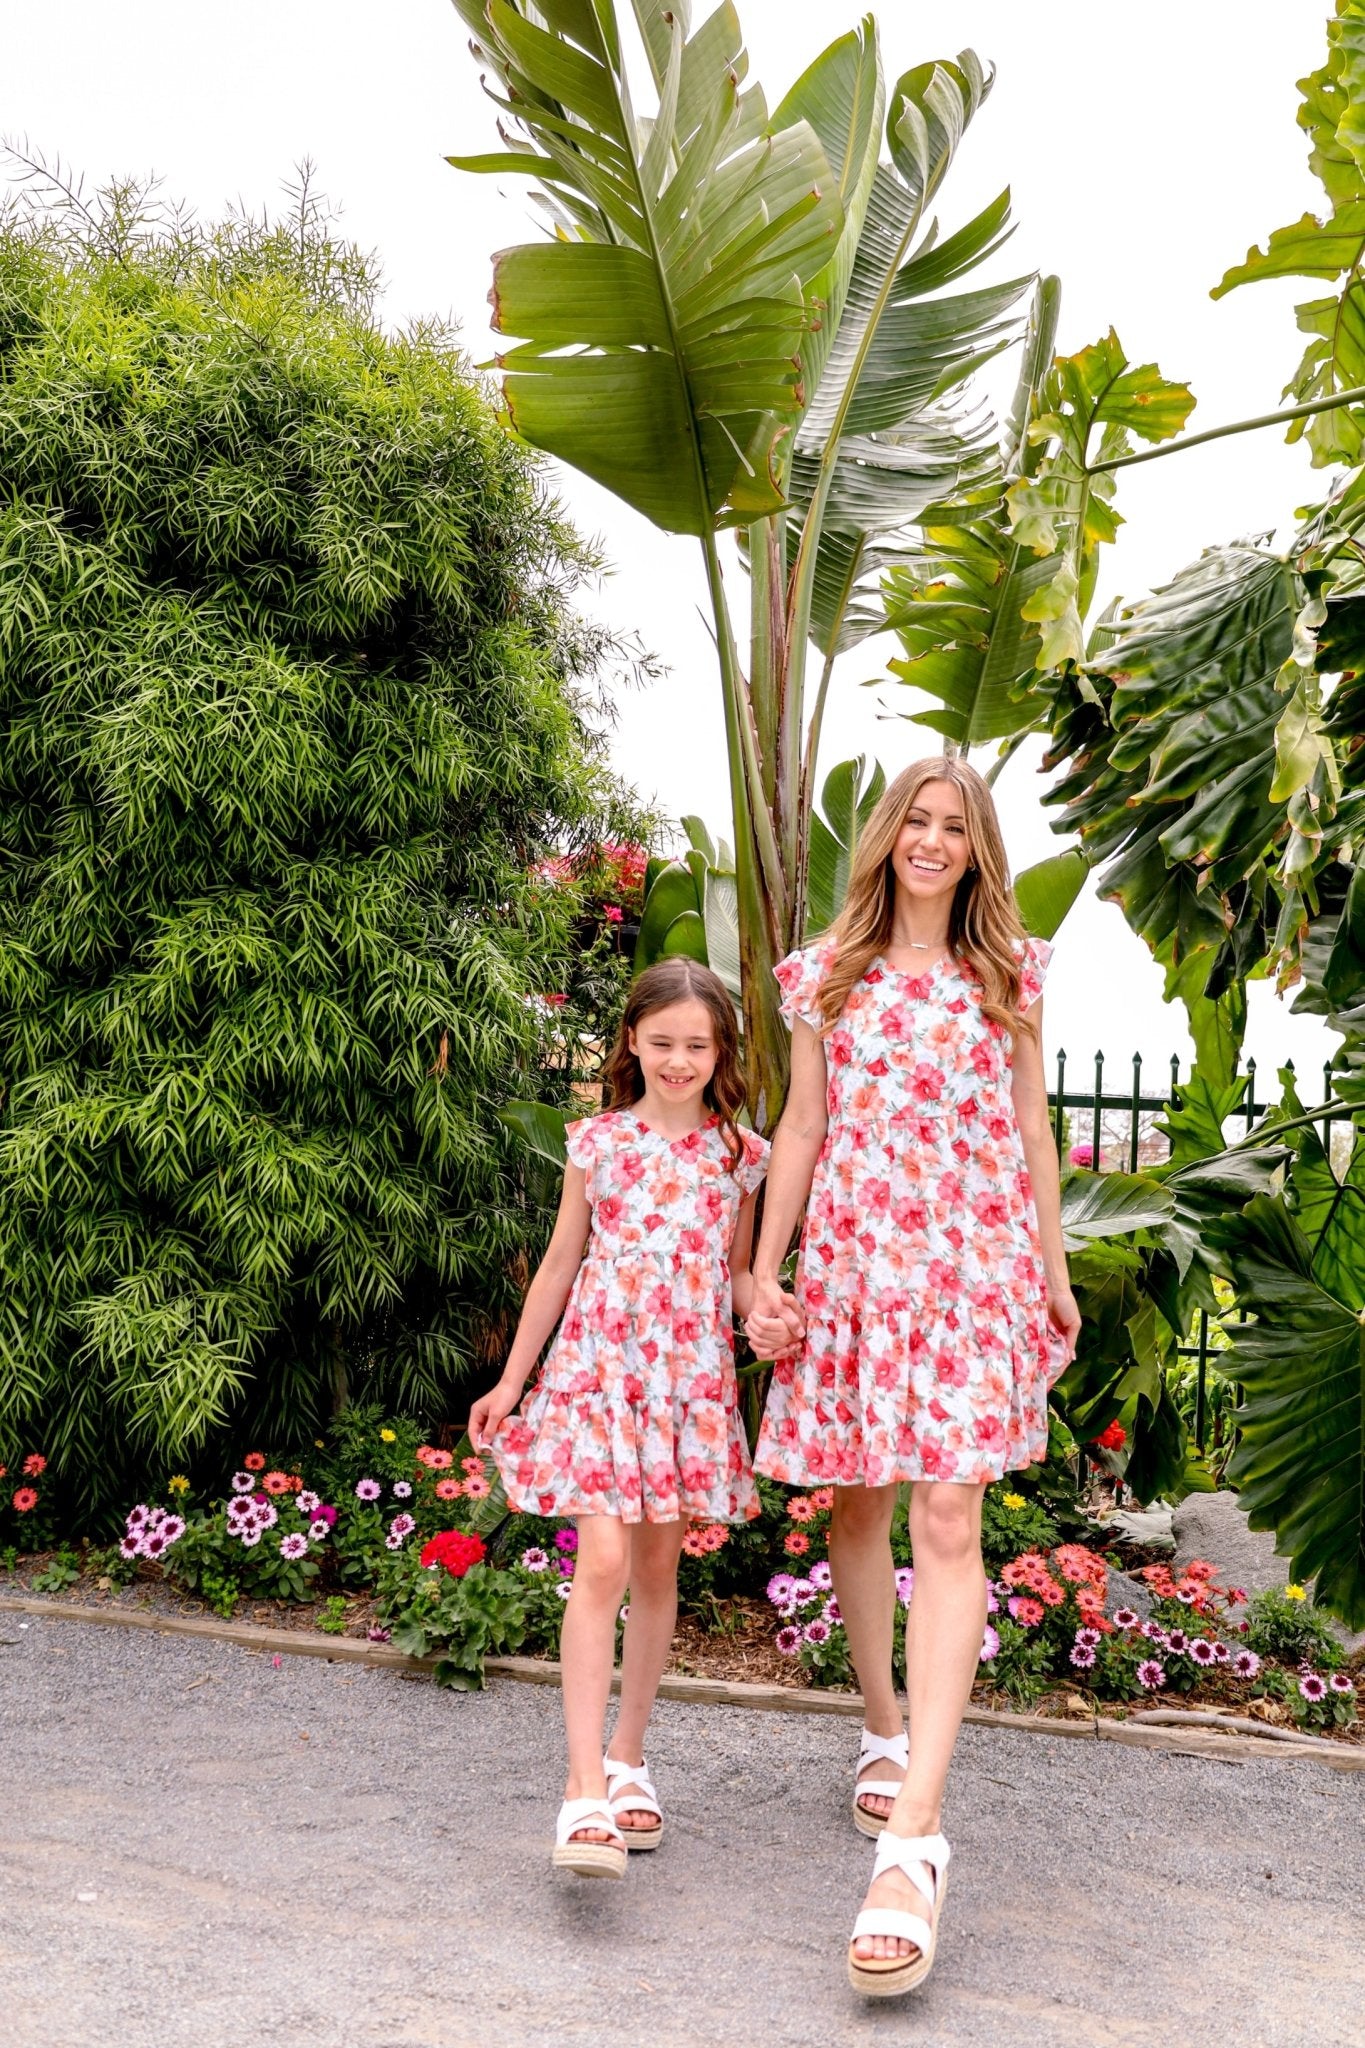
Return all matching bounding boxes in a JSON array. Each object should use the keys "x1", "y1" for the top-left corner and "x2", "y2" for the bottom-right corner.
[
  {"x1": 846, "y1": 1828, "x2": 950, "y2": 1998},
  {"x1": 604, "y1": 1754, "x2": 664, "y2": 1851},
  {"x1": 551, "y1": 1798, "x2": 627, "y2": 1880},
  {"x1": 851, "y1": 1728, "x2": 909, "y2": 1837}
]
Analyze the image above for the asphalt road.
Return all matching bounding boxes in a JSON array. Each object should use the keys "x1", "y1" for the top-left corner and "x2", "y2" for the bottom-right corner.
[{"x1": 2, "y1": 1613, "x2": 1361, "y2": 2048}]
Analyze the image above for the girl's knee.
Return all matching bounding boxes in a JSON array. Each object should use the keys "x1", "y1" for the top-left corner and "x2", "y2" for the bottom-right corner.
[
  {"x1": 830, "y1": 1483, "x2": 897, "y2": 1541},
  {"x1": 912, "y1": 1485, "x2": 982, "y2": 1565},
  {"x1": 572, "y1": 1522, "x2": 632, "y2": 1595}
]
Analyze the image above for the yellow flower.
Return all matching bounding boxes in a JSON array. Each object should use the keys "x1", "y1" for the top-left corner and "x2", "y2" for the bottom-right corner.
[
  {"x1": 380, "y1": 1429, "x2": 397, "y2": 1443},
  {"x1": 168, "y1": 1475, "x2": 190, "y2": 1495},
  {"x1": 1284, "y1": 1583, "x2": 1307, "y2": 1601},
  {"x1": 315, "y1": 1439, "x2": 326, "y2": 1448},
  {"x1": 1002, "y1": 1493, "x2": 1027, "y2": 1510}
]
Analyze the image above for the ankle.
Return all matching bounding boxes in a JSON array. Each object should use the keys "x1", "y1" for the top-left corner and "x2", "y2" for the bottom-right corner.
[
  {"x1": 886, "y1": 1801, "x2": 941, "y2": 1839},
  {"x1": 564, "y1": 1767, "x2": 608, "y2": 1802},
  {"x1": 861, "y1": 1707, "x2": 905, "y2": 1740}
]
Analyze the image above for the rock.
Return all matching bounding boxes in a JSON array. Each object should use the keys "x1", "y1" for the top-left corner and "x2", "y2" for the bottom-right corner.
[
  {"x1": 1102, "y1": 1568, "x2": 1154, "y2": 1622},
  {"x1": 1171, "y1": 1489, "x2": 1365, "y2": 1653}
]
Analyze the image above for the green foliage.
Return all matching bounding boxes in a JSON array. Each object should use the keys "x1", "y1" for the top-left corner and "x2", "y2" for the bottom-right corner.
[
  {"x1": 0, "y1": 177, "x2": 638, "y2": 1503},
  {"x1": 979, "y1": 1484, "x2": 1058, "y2": 1572},
  {"x1": 806, "y1": 756, "x2": 885, "y2": 938},
  {"x1": 316, "y1": 1594, "x2": 350, "y2": 1636},
  {"x1": 1243, "y1": 1585, "x2": 1346, "y2": 1672},
  {"x1": 29, "y1": 1547, "x2": 80, "y2": 1592},
  {"x1": 375, "y1": 1546, "x2": 567, "y2": 1688}
]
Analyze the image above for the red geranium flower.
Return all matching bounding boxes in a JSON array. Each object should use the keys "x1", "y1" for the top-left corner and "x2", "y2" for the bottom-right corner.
[
  {"x1": 22, "y1": 1454, "x2": 47, "y2": 1477},
  {"x1": 243, "y1": 1452, "x2": 266, "y2": 1472},
  {"x1": 420, "y1": 1530, "x2": 486, "y2": 1578},
  {"x1": 12, "y1": 1488, "x2": 39, "y2": 1513},
  {"x1": 1092, "y1": 1420, "x2": 1127, "y2": 1451}
]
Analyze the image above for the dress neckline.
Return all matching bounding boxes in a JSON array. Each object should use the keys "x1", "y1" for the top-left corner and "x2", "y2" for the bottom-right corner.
[
  {"x1": 626, "y1": 1109, "x2": 719, "y2": 1144},
  {"x1": 875, "y1": 950, "x2": 961, "y2": 980}
]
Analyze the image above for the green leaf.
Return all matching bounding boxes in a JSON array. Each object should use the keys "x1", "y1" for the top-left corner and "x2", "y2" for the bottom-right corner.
[
  {"x1": 452, "y1": 0, "x2": 841, "y2": 533},
  {"x1": 1013, "y1": 848, "x2": 1088, "y2": 940},
  {"x1": 1059, "y1": 1170, "x2": 1175, "y2": 1252},
  {"x1": 635, "y1": 858, "x2": 704, "y2": 970},
  {"x1": 806, "y1": 754, "x2": 885, "y2": 934},
  {"x1": 497, "y1": 1101, "x2": 570, "y2": 1170}
]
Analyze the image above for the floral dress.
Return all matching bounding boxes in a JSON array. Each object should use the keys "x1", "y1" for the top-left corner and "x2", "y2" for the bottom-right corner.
[
  {"x1": 754, "y1": 937, "x2": 1066, "y2": 1490},
  {"x1": 493, "y1": 1111, "x2": 769, "y2": 1524}
]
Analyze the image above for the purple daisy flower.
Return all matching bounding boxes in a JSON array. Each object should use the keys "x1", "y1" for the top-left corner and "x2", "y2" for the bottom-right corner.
[
  {"x1": 308, "y1": 1519, "x2": 330, "y2": 1543},
  {"x1": 766, "y1": 1572, "x2": 797, "y2": 1607},
  {"x1": 354, "y1": 1478, "x2": 381, "y2": 1502},
  {"x1": 366, "y1": 1625, "x2": 391, "y2": 1643},
  {"x1": 279, "y1": 1532, "x2": 308, "y2": 1561},
  {"x1": 296, "y1": 1490, "x2": 320, "y2": 1515},
  {"x1": 1189, "y1": 1638, "x2": 1217, "y2": 1666},
  {"x1": 895, "y1": 1567, "x2": 915, "y2": 1605},
  {"x1": 388, "y1": 1513, "x2": 416, "y2": 1539},
  {"x1": 256, "y1": 1502, "x2": 278, "y2": 1530},
  {"x1": 1232, "y1": 1649, "x2": 1261, "y2": 1678},
  {"x1": 1299, "y1": 1673, "x2": 1328, "y2": 1702},
  {"x1": 558, "y1": 1558, "x2": 574, "y2": 1578},
  {"x1": 1174, "y1": 1589, "x2": 1197, "y2": 1606},
  {"x1": 384, "y1": 1530, "x2": 406, "y2": 1550},
  {"x1": 980, "y1": 1624, "x2": 999, "y2": 1663},
  {"x1": 1069, "y1": 1643, "x2": 1096, "y2": 1669},
  {"x1": 1075, "y1": 1627, "x2": 1101, "y2": 1649},
  {"x1": 1212, "y1": 1640, "x2": 1231, "y2": 1663},
  {"x1": 823, "y1": 1596, "x2": 842, "y2": 1626},
  {"x1": 803, "y1": 1619, "x2": 831, "y2": 1646},
  {"x1": 1113, "y1": 1608, "x2": 1139, "y2": 1629},
  {"x1": 554, "y1": 1580, "x2": 572, "y2": 1600},
  {"x1": 789, "y1": 1578, "x2": 817, "y2": 1607},
  {"x1": 314, "y1": 1503, "x2": 337, "y2": 1527},
  {"x1": 520, "y1": 1548, "x2": 549, "y2": 1573},
  {"x1": 1166, "y1": 1629, "x2": 1189, "y2": 1654},
  {"x1": 158, "y1": 1516, "x2": 185, "y2": 1546},
  {"x1": 230, "y1": 1473, "x2": 255, "y2": 1494},
  {"x1": 554, "y1": 1529, "x2": 577, "y2": 1553},
  {"x1": 1330, "y1": 1673, "x2": 1354, "y2": 1696},
  {"x1": 775, "y1": 1625, "x2": 802, "y2": 1656},
  {"x1": 985, "y1": 1584, "x2": 999, "y2": 1615},
  {"x1": 238, "y1": 1528, "x2": 262, "y2": 1548},
  {"x1": 118, "y1": 1534, "x2": 142, "y2": 1561},
  {"x1": 126, "y1": 1504, "x2": 151, "y2": 1530},
  {"x1": 392, "y1": 1480, "x2": 412, "y2": 1499},
  {"x1": 1136, "y1": 1660, "x2": 1165, "y2": 1690},
  {"x1": 141, "y1": 1530, "x2": 168, "y2": 1559},
  {"x1": 808, "y1": 1561, "x2": 833, "y2": 1591}
]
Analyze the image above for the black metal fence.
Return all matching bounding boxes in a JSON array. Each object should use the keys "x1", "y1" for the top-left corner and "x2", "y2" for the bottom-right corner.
[{"x1": 1048, "y1": 1049, "x2": 1346, "y2": 1457}]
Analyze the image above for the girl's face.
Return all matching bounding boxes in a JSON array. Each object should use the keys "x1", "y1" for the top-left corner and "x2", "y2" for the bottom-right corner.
[
  {"x1": 628, "y1": 997, "x2": 719, "y2": 1114},
  {"x1": 889, "y1": 779, "x2": 972, "y2": 905}
]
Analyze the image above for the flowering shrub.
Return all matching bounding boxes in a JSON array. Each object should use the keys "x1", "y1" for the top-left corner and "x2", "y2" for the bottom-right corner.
[
  {"x1": 978, "y1": 1484, "x2": 1059, "y2": 1572},
  {"x1": 1242, "y1": 1585, "x2": 1346, "y2": 1673},
  {"x1": 374, "y1": 1535, "x2": 572, "y2": 1688},
  {"x1": 0, "y1": 1451, "x2": 59, "y2": 1550},
  {"x1": 156, "y1": 1473, "x2": 333, "y2": 1617}
]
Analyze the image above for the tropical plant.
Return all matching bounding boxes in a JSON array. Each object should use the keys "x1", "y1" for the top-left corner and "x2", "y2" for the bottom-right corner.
[
  {"x1": 451, "y1": 1, "x2": 1030, "y2": 1118},
  {"x1": 0, "y1": 171, "x2": 644, "y2": 1508}
]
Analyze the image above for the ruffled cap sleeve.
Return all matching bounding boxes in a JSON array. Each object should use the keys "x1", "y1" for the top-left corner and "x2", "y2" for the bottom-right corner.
[
  {"x1": 563, "y1": 1116, "x2": 599, "y2": 1172},
  {"x1": 773, "y1": 941, "x2": 834, "y2": 1031},
  {"x1": 1016, "y1": 936, "x2": 1053, "y2": 1013},
  {"x1": 735, "y1": 1128, "x2": 770, "y2": 1197}
]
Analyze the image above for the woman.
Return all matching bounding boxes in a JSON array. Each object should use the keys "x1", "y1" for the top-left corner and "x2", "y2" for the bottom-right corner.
[{"x1": 745, "y1": 756, "x2": 1079, "y2": 1998}]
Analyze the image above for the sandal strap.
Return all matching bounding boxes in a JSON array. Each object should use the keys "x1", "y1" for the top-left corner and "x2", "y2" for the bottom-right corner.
[
  {"x1": 857, "y1": 1729, "x2": 909, "y2": 1768},
  {"x1": 555, "y1": 1798, "x2": 624, "y2": 1848},
  {"x1": 850, "y1": 1907, "x2": 933, "y2": 1953},
  {"x1": 603, "y1": 1755, "x2": 660, "y2": 1815},
  {"x1": 854, "y1": 1777, "x2": 905, "y2": 1804},
  {"x1": 872, "y1": 1829, "x2": 950, "y2": 1906}
]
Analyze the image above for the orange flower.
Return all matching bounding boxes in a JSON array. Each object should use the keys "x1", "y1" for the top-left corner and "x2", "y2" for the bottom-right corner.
[
  {"x1": 783, "y1": 1530, "x2": 811, "y2": 1556},
  {"x1": 682, "y1": 1529, "x2": 709, "y2": 1557},
  {"x1": 287, "y1": 1474, "x2": 304, "y2": 1492},
  {"x1": 261, "y1": 1470, "x2": 292, "y2": 1496},
  {"x1": 22, "y1": 1454, "x2": 46, "y2": 1477},
  {"x1": 12, "y1": 1488, "x2": 38, "y2": 1512},
  {"x1": 462, "y1": 1474, "x2": 491, "y2": 1499},
  {"x1": 243, "y1": 1452, "x2": 266, "y2": 1472},
  {"x1": 808, "y1": 1488, "x2": 835, "y2": 1511},
  {"x1": 461, "y1": 1456, "x2": 487, "y2": 1479},
  {"x1": 786, "y1": 1496, "x2": 817, "y2": 1522},
  {"x1": 434, "y1": 1478, "x2": 462, "y2": 1501},
  {"x1": 703, "y1": 1524, "x2": 728, "y2": 1551},
  {"x1": 416, "y1": 1446, "x2": 453, "y2": 1471}
]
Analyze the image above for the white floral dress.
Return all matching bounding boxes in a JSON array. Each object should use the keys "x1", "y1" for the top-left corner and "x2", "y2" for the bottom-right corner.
[
  {"x1": 755, "y1": 937, "x2": 1066, "y2": 1489},
  {"x1": 493, "y1": 1111, "x2": 768, "y2": 1523}
]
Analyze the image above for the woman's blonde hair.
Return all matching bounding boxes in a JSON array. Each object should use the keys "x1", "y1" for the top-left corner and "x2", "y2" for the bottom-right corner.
[
  {"x1": 813, "y1": 755, "x2": 1034, "y2": 1041},
  {"x1": 603, "y1": 958, "x2": 748, "y2": 1172}
]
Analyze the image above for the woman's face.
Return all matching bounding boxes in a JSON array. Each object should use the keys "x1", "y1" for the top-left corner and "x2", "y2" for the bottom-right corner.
[
  {"x1": 889, "y1": 779, "x2": 973, "y2": 905},
  {"x1": 628, "y1": 997, "x2": 719, "y2": 1111}
]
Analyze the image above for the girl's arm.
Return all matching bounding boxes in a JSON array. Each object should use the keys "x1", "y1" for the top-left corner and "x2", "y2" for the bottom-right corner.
[
  {"x1": 747, "y1": 1020, "x2": 828, "y2": 1330},
  {"x1": 1011, "y1": 1000, "x2": 1081, "y2": 1360},
  {"x1": 730, "y1": 1189, "x2": 758, "y2": 1320},
  {"x1": 468, "y1": 1164, "x2": 592, "y2": 1448}
]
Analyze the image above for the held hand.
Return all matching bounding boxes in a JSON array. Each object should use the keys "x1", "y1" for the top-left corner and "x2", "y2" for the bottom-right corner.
[
  {"x1": 468, "y1": 1379, "x2": 522, "y2": 1451},
  {"x1": 1047, "y1": 1284, "x2": 1082, "y2": 1364},
  {"x1": 745, "y1": 1287, "x2": 805, "y2": 1360}
]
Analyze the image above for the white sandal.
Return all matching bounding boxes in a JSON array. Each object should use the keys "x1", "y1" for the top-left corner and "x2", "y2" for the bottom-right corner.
[
  {"x1": 551, "y1": 1798, "x2": 627, "y2": 1880},
  {"x1": 604, "y1": 1754, "x2": 664, "y2": 1852},
  {"x1": 847, "y1": 1829, "x2": 951, "y2": 1997},
  {"x1": 851, "y1": 1729, "x2": 909, "y2": 1837}
]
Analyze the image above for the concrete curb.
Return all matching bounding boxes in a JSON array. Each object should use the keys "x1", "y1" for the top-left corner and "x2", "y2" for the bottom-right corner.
[{"x1": 4, "y1": 1592, "x2": 1362, "y2": 1774}]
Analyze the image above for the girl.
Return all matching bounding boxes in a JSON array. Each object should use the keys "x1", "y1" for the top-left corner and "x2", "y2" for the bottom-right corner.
[
  {"x1": 745, "y1": 757, "x2": 1080, "y2": 1997},
  {"x1": 470, "y1": 958, "x2": 772, "y2": 1880}
]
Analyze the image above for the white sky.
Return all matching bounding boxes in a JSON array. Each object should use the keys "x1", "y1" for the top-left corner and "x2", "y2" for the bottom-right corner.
[{"x1": 5, "y1": 0, "x2": 1344, "y2": 1092}]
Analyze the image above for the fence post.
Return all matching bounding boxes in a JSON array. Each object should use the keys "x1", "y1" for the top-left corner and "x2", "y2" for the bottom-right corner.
[
  {"x1": 1129, "y1": 1053, "x2": 1142, "y2": 1172},
  {"x1": 1195, "y1": 1310, "x2": 1209, "y2": 1453},
  {"x1": 1091, "y1": 1050, "x2": 1105, "y2": 1173},
  {"x1": 1324, "y1": 1060, "x2": 1334, "y2": 1155},
  {"x1": 1053, "y1": 1048, "x2": 1067, "y2": 1156},
  {"x1": 1244, "y1": 1057, "x2": 1257, "y2": 1135}
]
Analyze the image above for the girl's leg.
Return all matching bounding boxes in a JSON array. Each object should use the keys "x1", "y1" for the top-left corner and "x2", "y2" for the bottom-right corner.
[
  {"x1": 852, "y1": 1479, "x2": 988, "y2": 1963},
  {"x1": 559, "y1": 1514, "x2": 632, "y2": 1842},
  {"x1": 827, "y1": 1482, "x2": 904, "y2": 1817},
  {"x1": 607, "y1": 1517, "x2": 688, "y2": 1826}
]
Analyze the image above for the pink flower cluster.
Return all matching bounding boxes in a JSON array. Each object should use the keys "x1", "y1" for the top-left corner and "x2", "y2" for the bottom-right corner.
[{"x1": 119, "y1": 1505, "x2": 186, "y2": 1562}]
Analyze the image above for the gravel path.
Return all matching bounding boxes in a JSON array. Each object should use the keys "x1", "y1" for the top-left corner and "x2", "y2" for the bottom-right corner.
[{"x1": 3, "y1": 1614, "x2": 1361, "y2": 2048}]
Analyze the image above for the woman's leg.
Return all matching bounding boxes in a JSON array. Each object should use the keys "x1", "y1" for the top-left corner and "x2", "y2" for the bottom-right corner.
[
  {"x1": 559, "y1": 1514, "x2": 632, "y2": 1842},
  {"x1": 852, "y1": 1479, "x2": 988, "y2": 1961},
  {"x1": 827, "y1": 1482, "x2": 904, "y2": 1818},
  {"x1": 607, "y1": 1517, "x2": 688, "y2": 1826}
]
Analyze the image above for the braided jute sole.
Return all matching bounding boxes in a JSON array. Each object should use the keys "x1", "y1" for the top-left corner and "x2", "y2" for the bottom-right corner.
[
  {"x1": 551, "y1": 1839, "x2": 627, "y2": 1879},
  {"x1": 846, "y1": 1871, "x2": 947, "y2": 1998},
  {"x1": 851, "y1": 1796, "x2": 889, "y2": 1839},
  {"x1": 620, "y1": 1819, "x2": 663, "y2": 1852}
]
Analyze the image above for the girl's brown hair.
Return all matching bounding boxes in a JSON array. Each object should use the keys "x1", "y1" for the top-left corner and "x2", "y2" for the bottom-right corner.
[
  {"x1": 815, "y1": 755, "x2": 1034, "y2": 1043},
  {"x1": 603, "y1": 958, "x2": 748, "y2": 1171}
]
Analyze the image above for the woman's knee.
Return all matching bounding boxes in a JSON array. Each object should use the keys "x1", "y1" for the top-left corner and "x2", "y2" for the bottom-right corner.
[
  {"x1": 572, "y1": 1521, "x2": 632, "y2": 1596},
  {"x1": 910, "y1": 1483, "x2": 983, "y2": 1566},
  {"x1": 830, "y1": 1482, "x2": 897, "y2": 1544}
]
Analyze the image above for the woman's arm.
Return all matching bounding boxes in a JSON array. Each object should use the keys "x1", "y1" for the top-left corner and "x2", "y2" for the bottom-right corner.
[
  {"x1": 1011, "y1": 1000, "x2": 1081, "y2": 1360},
  {"x1": 468, "y1": 1164, "x2": 592, "y2": 1447},
  {"x1": 747, "y1": 1019, "x2": 828, "y2": 1328}
]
